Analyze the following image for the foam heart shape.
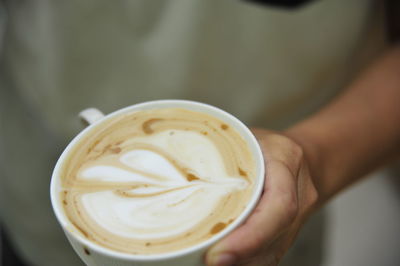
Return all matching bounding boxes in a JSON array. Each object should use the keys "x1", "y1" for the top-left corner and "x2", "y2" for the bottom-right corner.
[{"x1": 77, "y1": 130, "x2": 247, "y2": 239}]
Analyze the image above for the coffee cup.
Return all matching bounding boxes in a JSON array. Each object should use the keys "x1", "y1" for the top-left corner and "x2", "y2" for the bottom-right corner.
[{"x1": 50, "y1": 100, "x2": 265, "y2": 266}]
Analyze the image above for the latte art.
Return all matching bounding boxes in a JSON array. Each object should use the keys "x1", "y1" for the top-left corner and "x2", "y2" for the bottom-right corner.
[{"x1": 61, "y1": 108, "x2": 255, "y2": 254}]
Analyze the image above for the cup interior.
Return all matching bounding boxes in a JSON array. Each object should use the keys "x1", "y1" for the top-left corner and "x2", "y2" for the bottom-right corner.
[{"x1": 50, "y1": 99, "x2": 265, "y2": 261}]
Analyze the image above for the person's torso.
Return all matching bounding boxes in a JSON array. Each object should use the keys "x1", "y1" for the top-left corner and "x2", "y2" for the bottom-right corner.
[{"x1": 1, "y1": 0, "x2": 386, "y2": 136}]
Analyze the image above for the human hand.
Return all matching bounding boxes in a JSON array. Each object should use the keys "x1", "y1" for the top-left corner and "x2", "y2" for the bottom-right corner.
[{"x1": 205, "y1": 128, "x2": 319, "y2": 266}]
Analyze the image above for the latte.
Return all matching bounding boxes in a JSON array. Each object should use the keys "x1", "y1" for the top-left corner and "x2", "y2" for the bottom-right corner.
[{"x1": 60, "y1": 108, "x2": 256, "y2": 254}]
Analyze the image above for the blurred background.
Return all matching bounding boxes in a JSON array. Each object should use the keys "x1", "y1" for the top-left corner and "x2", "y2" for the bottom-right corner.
[{"x1": 1, "y1": 0, "x2": 400, "y2": 265}]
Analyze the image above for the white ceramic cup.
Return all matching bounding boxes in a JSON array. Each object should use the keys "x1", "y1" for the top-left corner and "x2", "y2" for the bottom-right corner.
[{"x1": 50, "y1": 100, "x2": 265, "y2": 266}]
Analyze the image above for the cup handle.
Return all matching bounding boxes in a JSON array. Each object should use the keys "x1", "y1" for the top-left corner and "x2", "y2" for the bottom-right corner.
[{"x1": 79, "y1": 108, "x2": 105, "y2": 126}]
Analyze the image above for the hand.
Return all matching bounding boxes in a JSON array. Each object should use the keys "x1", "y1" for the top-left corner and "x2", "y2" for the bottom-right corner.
[{"x1": 205, "y1": 129, "x2": 319, "y2": 266}]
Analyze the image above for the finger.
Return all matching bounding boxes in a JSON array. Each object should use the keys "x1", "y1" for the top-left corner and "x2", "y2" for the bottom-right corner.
[
  {"x1": 235, "y1": 227, "x2": 301, "y2": 266},
  {"x1": 206, "y1": 159, "x2": 299, "y2": 266},
  {"x1": 236, "y1": 236, "x2": 284, "y2": 266},
  {"x1": 237, "y1": 252, "x2": 280, "y2": 266}
]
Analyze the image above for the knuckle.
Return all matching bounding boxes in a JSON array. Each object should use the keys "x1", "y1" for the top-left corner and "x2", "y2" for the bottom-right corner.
[
  {"x1": 278, "y1": 190, "x2": 299, "y2": 226},
  {"x1": 307, "y1": 185, "x2": 319, "y2": 209},
  {"x1": 289, "y1": 140, "x2": 304, "y2": 159},
  {"x1": 273, "y1": 135, "x2": 305, "y2": 174},
  {"x1": 286, "y1": 139, "x2": 304, "y2": 168}
]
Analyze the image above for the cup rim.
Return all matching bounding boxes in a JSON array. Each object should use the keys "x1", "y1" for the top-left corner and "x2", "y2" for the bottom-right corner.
[{"x1": 50, "y1": 99, "x2": 265, "y2": 261}]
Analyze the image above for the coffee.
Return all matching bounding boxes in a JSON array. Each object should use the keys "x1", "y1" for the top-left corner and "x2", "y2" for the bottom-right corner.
[{"x1": 60, "y1": 108, "x2": 256, "y2": 254}]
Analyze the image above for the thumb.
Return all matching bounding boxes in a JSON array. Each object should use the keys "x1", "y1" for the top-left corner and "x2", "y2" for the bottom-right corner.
[{"x1": 205, "y1": 160, "x2": 299, "y2": 266}]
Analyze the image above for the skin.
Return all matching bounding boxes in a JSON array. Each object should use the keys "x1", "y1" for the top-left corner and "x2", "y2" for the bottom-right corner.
[{"x1": 205, "y1": 46, "x2": 400, "y2": 266}]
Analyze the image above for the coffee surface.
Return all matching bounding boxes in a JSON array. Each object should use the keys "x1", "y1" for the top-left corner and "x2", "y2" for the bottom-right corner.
[{"x1": 61, "y1": 108, "x2": 256, "y2": 254}]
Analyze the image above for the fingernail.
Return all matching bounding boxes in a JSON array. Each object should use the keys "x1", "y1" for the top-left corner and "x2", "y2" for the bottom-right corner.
[{"x1": 214, "y1": 253, "x2": 236, "y2": 266}]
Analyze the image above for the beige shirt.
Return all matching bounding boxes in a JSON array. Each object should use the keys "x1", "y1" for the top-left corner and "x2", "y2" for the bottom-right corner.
[{"x1": 0, "y1": 0, "x2": 386, "y2": 265}]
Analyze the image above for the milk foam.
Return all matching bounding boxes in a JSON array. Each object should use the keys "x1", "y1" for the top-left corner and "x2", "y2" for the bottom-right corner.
[
  {"x1": 79, "y1": 130, "x2": 246, "y2": 239},
  {"x1": 61, "y1": 108, "x2": 255, "y2": 254}
]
